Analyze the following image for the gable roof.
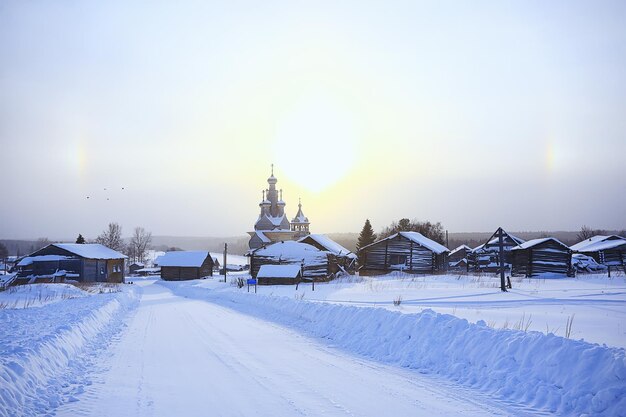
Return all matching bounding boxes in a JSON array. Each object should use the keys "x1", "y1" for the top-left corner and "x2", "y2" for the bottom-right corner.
[
  {"x1": 570, "y1": 235, "x2": 626, "y2": 252},
  {"x1": 299, "y1": 234, "x2": 357, "y2": 259},
  {"x1": 449, "y1": 244, "x2": 471, "y2": 256},
  {"x1": 257, "y1": 264, "x2": 302, "y2": 279},
  {"x1": 359, "y1": 232, "x2": 449, "y2": 254},
  {"x1": 249, "y1": 240, "x2": 328, "y2": 263},
  {"x1": 511, "y1": 237, "x2": 569, "y2": 251},
  {"x1": 52, "y1": 243, "x2": 127, "y2": 259},
  {"x1": 156, "y1": 251, "x2": 211, "y2": 267}
]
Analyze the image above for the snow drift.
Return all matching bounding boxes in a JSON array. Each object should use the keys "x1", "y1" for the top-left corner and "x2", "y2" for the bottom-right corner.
[
  {"x1": 165, "y1": 281, "x2": 626, "y2": 417},
  {"x1": 0, "y1": 286, "x2": 139, "y2": 417}
]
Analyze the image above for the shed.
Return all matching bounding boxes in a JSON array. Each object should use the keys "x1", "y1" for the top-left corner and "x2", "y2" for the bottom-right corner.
[
  {"x1": 129, "y1": 262, "x2": 144, "y2": 275},
  {"x1": 15, "y1": 243, "x2": 126, "y2": 284},
  {"x1": 511, "y1": 238, "x2": 572, "y2": 277},
  {"x1": 298, "y1": 234, "x2": 357, "y2": 274},
  {"x1": 358, "y1": 231, "x2": 449, "y2": 276},
  {"x1": 157, "y1": 251, "x2": 214, "y2": 281},
  {"x1": 448, "y1": 244, "x2": 471, "y2": 269},
  {"x1": 468, "y1": 229, "x2": 525, "y2": 272},
  {"x1": 256, "y1": 264, "x2": 302, "y2": 285},
  {"x1": 570, "y1": 235, "x2": 626, "y2": 268},
  {"x1": 248, "y1": 241, "x2": 331, "y2": 281}
]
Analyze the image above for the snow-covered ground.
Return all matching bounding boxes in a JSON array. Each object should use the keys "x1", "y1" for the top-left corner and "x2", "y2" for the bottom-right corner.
[
  {"x1": 1, "y1": 272, "x2": 624, "y2": 417},
  {"x1": 204, "y1": 271, "x2": 626, "y2": 348}
]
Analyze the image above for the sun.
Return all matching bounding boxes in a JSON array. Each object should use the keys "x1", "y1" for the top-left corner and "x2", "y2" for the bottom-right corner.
[{"x1": 272, "y1": 92, "x2": 358, "y2": 193}]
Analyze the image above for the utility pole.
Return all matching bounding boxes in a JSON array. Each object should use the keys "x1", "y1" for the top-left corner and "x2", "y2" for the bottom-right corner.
[{"x1": 223, "y1": 243, "x2": 227, "y2": 283}]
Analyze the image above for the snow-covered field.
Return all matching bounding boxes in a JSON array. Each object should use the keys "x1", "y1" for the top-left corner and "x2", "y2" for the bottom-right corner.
[
  {"x1": 1, "y1": 272, "x2": 624, "y2": 417},
  {"x1": 200, "y1": 271, "x2": 626, "y2": 348}
]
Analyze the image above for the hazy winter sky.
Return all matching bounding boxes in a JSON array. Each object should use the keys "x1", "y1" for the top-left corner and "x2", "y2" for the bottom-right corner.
[{"x1": 1, "y1": 0, "x2": 625, "y2": 239}]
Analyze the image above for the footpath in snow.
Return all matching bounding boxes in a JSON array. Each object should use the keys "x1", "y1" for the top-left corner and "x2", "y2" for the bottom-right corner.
[
  {"x1": 0, "y1": 284, "x2": 139, "y2": 417},
  {"x1": 164, "y1": 278, "x2": 626, "y2": 417}
]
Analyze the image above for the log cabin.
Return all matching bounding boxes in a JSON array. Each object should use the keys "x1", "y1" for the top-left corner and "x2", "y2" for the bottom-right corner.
[
  {"x1": 16, "y1": 243, "x2": 126, "y2": 284},
  {"x1": 247, "y1": 240, "x2": 332, "y2": 281},
  {"x1": 298, "y1": 234, "x2": 357, "y2": 274},
  {"x1": 448, "y1": 244, "x2": 471, "y2": 269},
  {"x1": 157, "y1": 251, "x2": 214, "y2": 281},
  {"x1": 570, "y1": 235, "x2": 626, "y2": 270},
  {"x1": 511, "y1": 238, "x2": 573, "y2": 277},
  {"x1": 357, "y1": 232, "x2": 449, "y2": 275}
]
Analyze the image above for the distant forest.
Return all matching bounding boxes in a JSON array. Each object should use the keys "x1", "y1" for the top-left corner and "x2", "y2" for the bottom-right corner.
[{"x1": 2, "y1": 229, "x2": 624, "y2": 257}]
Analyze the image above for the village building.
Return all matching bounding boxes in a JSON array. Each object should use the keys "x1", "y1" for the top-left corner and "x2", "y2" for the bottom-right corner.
[
  {"x1": 467, "y1": 228, "x2": 525, "y2": 272},
  {"x1": 247, "y1": 240, "x2": 333, "y2": 282},
  {"x1": 15, "y1": 243, "x2": 126, "y2": 284},
  {"x1": 256, "y1": 264, "x2": 302, "y2": 285},
  {"x1": 298, "y1": 234, "x2": 357, "y2": 274},
  {"x1": 448, "y1": 244, "x2": 471, "y2": 269},
  {"x1": 570, "y1": 235, "x2": 626, "y2": 269},
  {"x1": 128, "y1": 262, "x2": 144, "y2": 275},
  {"x1": 248, "y1": 166, "x2": 311, "y2": 250},
  {"x1": 511, "y1": 238, "x2": 573, "y2": 277},
  {"x1": 157, "y1": 251, "x2": 214, "y2": 281},
  {"x1": 358, "y1": 232, "x2": 449, "y2": 275}
]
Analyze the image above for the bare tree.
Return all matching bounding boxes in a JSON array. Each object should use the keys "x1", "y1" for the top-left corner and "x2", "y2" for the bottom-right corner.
[
  {"x1": 128, "y1": 227, "x2": 152, "y2": 263},
  {"x1": 577, "y1": 225, "x2": 606, "y2": 242},
  {"x1": 35, "y1": 237, "x2": 50, "y2": 251},
  {"x1": 96, "y1": 223, "x2": 124, "y2": 251}
]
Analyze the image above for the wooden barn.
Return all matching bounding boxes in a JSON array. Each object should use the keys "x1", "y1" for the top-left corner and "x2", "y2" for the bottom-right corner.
[
  {"x1": 570, "y1": 235, "x2": 626, "y2": 269},
  {"x1": 247, "y1": 241, "x2": 332, "y2": 282},
  {"x1": 256, "y1": 264, "x2": 302, "y2": 285},
  {"x1": 157, "y1": 251, "x2": 214, "y2": 281},
  {"x1": 468, "y1": 228, "x2": 525, "y2": 273},
  {"x1": 128, "y1": 262, "x2": 144, "y2": 275},
  {"x1": 448, "y1": 244, "x2": 471, "y2": 269},
  {"x1": 15, "y1": 243, "x2": 126, "y2": 284},
  {"x1": 511, "y1": 238, "x2": 573, "y2": 277},
  {"x1": 298, "y1": 234, "x2": 357, "y2": 274},
  {"x1": 358, "y1": 232, "x2": 449, "y2": 276}
]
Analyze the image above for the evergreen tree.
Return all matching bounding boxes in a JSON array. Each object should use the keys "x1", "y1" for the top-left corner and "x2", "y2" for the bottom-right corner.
[
  {"x1": 356, "y1": 219, "x2": 377, "y2": 266},
  {"x1": 76, "y1": 234, "x2": 86, "y2": 244}
]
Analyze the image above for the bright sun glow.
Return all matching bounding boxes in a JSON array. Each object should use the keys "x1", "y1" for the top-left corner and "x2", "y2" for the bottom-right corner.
[{"x1": 273, "y1": 92, "x2": 359, "y2": 192}]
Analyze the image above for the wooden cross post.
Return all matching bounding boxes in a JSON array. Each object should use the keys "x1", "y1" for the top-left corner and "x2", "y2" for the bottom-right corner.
[
  {"x1": 497, "y1": 228, "x2": 507, "y2": 292},
  {"x1": 223, "y1": 243, "x2": 227, "y2": 283}
]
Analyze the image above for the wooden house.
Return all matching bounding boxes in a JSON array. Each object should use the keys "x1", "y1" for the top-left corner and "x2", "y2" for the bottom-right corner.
[
  {"x1": 358, "y1": 232, "x2": 449, "y2": 276},
  {"x1": 511, "y1": 238, "x2": 572, "y2": 277},
  {"x1": 570, "y1": 235, "x2": 626, "y2": 269},
  {"x1": 15, "y1": 243, "x2": 126, "y2": 284},
  {"x1": 448, "y1": 244, "x2": 471, "y2": 269},
  {"x1": 248, "y1": 241, "x2": 332, "y2": 281},
  {"x1": 157, "y1": 251, "x2": 214, "y2": 281},
  {"x1": 468, "y1": 229, "x2": 525, "y2": 273},
  {"x1": 128, "y1": 262, "x2": 144, "y2": 275},
  {"x1": 256, "y1": 264, "x2": 302, "y2": 285},
  {"x1": 298, "y1": 234, "x2": 357, "y2": 274}
]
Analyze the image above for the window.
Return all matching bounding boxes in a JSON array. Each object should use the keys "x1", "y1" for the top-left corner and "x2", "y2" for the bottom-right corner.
[
  {"x1": 100, "y1": 267, "x2": 105, "y2": 275},
  {"x1": 389, "y1": 254, "x2": 407, "y2": 266}
]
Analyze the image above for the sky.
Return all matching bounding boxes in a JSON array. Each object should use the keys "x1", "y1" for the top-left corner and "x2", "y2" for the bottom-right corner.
[{"x1": 1, "y1": 0, "x2": 625, "y2": 240}]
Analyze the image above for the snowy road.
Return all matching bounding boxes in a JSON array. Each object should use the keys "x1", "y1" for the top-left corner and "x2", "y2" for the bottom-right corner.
[{"x1": 56, "y1": 280, "x2": 530, "y2": 417}]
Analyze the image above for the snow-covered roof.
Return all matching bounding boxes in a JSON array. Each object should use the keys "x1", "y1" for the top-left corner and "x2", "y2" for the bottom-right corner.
[
  {"x1": 156, "y1": 251, "x2": 211, "y2": 267},
  {"x1": 575, "y1": 239, "x2": 626, "y2": 253},
  {"x1": 257, "y1": 264, "x2": 302, "y2": 279},
  {"x1": 254, "y1": 231, "x2": 271, "y2": 243},
  {"x1": 249, "y1": 241, "x2": 328, "y2": 263},
  {"x1": 449, "y1": 245, "x2": 471, "y2": 256},
  {"x1": 17, "y1": 255, "x2": 75, "y2": 266},
  {"x1": 299, "y1": 234, "x2": 357, "y2": 259},
  {"x1": 511, "y1": 237, "x2": 569, "y2": 251},
  {"x1": 359, "y1": 232, "x2": 449, "y2": 254},
  {"x1": 129, "y1": 262, "x2": 145, "y2": 267},
  {"x1": 53, "y1": 243, "x2": 127, "y2": 260},
  {"x1": 570, "y1": 235, "x2": 626, "y2": 252}
]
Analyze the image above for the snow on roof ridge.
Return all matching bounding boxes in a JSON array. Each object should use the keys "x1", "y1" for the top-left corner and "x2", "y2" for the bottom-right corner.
[
  {"x1": 299, "y1": 234, "x2": 357, "y2": 259},
  {"x1": 52, "y1": 243, "x2": 127, "y2": 259},
  {"x1": 511, "y1": 237, "x2": 569, "y2": 251},
  {"x1": 359, "y1": 232, "x2": 449, "y2": 254},
  {"x1": 570, "y1": 235, "x2": 626, "y2": 251}
]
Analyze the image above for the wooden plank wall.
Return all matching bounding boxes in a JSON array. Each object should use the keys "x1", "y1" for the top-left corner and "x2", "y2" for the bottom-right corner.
[
  {"x1": 512, "y1": 241, "x2": 572, "y2": 277},
  {"x1": 362, "y1": 235, "x2": 445, "y2": 274}
]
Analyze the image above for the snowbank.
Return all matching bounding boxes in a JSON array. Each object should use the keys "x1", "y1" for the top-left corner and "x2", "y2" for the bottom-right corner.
[
  {"x1": 0, "y1": 283, "x2": 90, "y2": 308},
  {"x1": 164, "y1": 281, "x2": 626, "y2": 417},
  {"x1": 0, "y1": 286, "x2": 139, "y2": 417}
]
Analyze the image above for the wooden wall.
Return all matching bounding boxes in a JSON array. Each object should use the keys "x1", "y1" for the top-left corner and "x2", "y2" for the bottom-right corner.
[
  {"x1": 360, "y1": 235, "x2": 447, "y2": 275},
  {"x1": 161, "y1": 256, "x2": 213, "y2": 281},
  {"x1": 512, "y1": 241, "x2": 572, "y2": 277}
]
